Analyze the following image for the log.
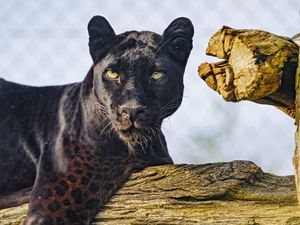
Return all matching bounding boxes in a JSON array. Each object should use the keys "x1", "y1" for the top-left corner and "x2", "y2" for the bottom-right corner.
[
  {"x1": 0, "y1": 161, "x2": 299, "y2": 225},
  {"x1": 198, "y1": 26, "x2": 299, "y2": 118}
]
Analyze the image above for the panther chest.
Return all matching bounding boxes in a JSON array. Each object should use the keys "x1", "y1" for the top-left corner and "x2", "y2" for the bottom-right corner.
[{"x1": 25, "y1": 143, "x2": 144, "y2": 224}]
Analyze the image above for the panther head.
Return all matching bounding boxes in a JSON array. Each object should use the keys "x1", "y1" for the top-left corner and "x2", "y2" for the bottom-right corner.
[{"x1": 87, "y1": 16, "x2": 193, "y2": 150}]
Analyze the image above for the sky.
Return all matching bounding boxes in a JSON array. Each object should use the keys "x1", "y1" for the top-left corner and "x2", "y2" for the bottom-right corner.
[{"x1": 0, "y1": 0, "x2": 299, "y2": 175}]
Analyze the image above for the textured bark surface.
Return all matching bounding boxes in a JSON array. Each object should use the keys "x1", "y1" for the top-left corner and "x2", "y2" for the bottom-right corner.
[
  {"x1": 0, "y1": 161, "x2": 299, "y2": 225},
  {"x1": 198, "y1": 26, "x2": 299, "y2": 118},
  {"x1": 294, "y1": 33, "x2": 300, "y2": 207}
]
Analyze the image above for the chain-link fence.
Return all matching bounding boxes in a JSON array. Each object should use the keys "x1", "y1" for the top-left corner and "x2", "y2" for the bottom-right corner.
[{"x1": 0, "y1": 0, "x2": 299, "y2": 175}]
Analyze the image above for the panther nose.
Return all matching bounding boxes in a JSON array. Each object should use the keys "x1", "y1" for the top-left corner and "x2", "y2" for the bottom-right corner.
[{"x1": 120, "y1": 106, "x2": 146, "y2": 122}]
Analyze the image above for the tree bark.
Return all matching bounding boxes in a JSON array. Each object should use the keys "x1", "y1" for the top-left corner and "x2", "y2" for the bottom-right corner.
[
  {"x1": 293, "y1": 32, "x2": 300, "y2": 209},
  {"x1": 198, "y1": 26, "x2": 299, "y2": 118},
  {"x1": 0, "y1": 161, "x2": 299, "y2": 225}
]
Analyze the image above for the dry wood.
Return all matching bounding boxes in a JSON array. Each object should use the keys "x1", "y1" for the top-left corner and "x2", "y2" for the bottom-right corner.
[
  {"x1": 198, "y1": 26, "x2": 299, "y2": 118},
  {"x1": 0, "y1": 161, "x2": 299, "y2": 225},
  {"x1": 294, "y1": 32, "x2": 300, "y2": 208}
]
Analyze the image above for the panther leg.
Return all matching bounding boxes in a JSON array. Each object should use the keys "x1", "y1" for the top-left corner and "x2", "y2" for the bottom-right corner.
[
  {"x1": 23, "y1": 144, "x2": 145, "y2": 225},
  {"x1": 0, "y1": 186, "x2": 32, "y2": 209}
]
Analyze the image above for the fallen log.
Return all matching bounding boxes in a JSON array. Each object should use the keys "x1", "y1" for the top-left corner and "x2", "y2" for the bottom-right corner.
[{"x1": 0, "y1": 161, "x2": 299, "y2": 225}]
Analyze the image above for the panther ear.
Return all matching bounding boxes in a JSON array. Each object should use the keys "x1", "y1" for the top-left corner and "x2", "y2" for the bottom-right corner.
[
  {"x1": 162, "y1": 17, "x2": 194, "y2": 65},
  {"x1": 88, "y1": 16, "x2": 116, "y2": 62}
]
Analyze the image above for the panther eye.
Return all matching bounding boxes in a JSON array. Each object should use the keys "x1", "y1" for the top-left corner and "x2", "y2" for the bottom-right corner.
[
  {"x1": 150, "y1": 72, "x2": 165, "y2": 80},
  {"x1": 105, "y1": 70, "x2": 119, "y2": 80}
]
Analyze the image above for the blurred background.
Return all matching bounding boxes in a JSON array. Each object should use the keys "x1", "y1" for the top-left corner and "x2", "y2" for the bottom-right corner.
[{"x1": 0, "y1": 0, "x2": 299, "y2": 175}]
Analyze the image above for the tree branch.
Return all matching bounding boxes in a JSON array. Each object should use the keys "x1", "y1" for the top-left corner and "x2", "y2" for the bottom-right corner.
[
  {"x1": 1, "y1": 161, "x2": 299, "y2": 225},
  {"x1": 198, "y1": 26, "x2": 299, "y2": 118}
]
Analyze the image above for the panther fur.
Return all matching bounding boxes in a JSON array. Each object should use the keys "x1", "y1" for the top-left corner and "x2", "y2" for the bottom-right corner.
[{"x1": 0, "y1": 15, "x2": 193, "y2": 225}]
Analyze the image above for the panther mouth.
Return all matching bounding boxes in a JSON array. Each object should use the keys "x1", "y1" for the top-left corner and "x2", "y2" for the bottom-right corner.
[
  {"x1": 115, "y1": 122, "x2": 154, "y2": 150},
  {"x1": 117, "y1": 125, "x2": 142, "y2": 141}
]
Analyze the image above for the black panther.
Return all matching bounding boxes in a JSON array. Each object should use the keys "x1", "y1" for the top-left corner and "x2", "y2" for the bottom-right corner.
[{"x1": 0, "y1": 15, "x2": 193, "y2": 224}]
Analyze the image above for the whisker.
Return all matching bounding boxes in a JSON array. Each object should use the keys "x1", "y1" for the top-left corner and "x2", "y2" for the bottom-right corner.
[
  {"x1": 100, "y1": 121, "x2": 112, "y2": 136},
  {"x1": 150, "y1": 127, "x2": 156, "y2": 137},
  {"x1": 95, "y1": 117, "x2": 110, "y2": 129},
  {"x1": 160, "y1": 105, "x2": 182, "y2": 119},
  {"x1": 161, "y1": 95, "x2": 182, "y2": 109},
  {"x1": 142, "y1": 135, "x2": 149, "y2": 148},
  {"x1": 108, "y1": 125, "x2": 116, "y2": 138},
  {"x1": 160, "y1": 104, "x2": 181, "y2": 113}
]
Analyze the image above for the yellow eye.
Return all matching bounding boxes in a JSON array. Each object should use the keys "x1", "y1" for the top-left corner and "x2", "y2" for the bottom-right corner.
[
  {"x1": 105, "y1": 70, "x2": 119, "y2": 80},
  {"x1": 150, "y1": 72, "x2": 165, "y2": 80}
]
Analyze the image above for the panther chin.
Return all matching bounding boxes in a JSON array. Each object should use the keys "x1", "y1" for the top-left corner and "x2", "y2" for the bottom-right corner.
[{"x1": 114, "y1": 122, "x2": 154, "y2": 152}]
